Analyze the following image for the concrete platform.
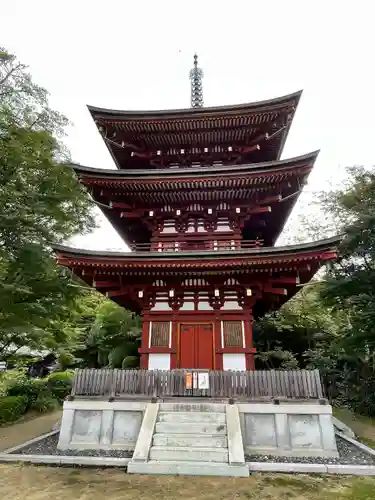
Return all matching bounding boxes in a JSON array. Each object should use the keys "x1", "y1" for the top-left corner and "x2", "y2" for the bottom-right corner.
[
  {"x1": 127, "y1": 460, "x2": 249, "y2": 477},
  {"x1": 155, "y1": 422, "x2": 227, "y2": 434},
  {"x1": 153, "y1": 433, "x2": 228, "y2": 448},
  {"x1": 158, "y1": 412, "x2": 226, "y2": 424},
  {"x1": 149, "y1": 445, "x2": 229, "y2": 462}
]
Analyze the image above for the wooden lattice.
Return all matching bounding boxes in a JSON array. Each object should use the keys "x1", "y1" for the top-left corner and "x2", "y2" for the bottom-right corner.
[
  {"x1": 223, "y1": 321, "x2": 243, "y2": 347},
  {"x1": 150, "y1": 322, "x2": 170, "y2": 347}
]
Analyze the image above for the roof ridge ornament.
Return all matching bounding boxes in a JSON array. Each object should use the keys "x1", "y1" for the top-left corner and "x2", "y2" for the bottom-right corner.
[{"x1": 189, "y1": 53, "x2": 204, "y2": 108}]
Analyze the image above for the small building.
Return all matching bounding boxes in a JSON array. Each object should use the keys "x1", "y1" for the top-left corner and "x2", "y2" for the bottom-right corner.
[
  {"x1": 55, "y1": 56, "x2": 341, "y2": 474},
  {"x1": 55, "y1": 56, "x2": 340, "y2": 372}
]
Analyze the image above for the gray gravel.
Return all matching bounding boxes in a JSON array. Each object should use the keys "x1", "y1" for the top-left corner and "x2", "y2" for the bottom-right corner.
[
  {"x1": 9, "y1": 433, "x2": 375, "y2": 466},
  {"x1": 10, "y1": 434, "x2": 132, "y2": 458},
  {"x1": 246, "y1": 436, "x2": 375, "y2": 465}
]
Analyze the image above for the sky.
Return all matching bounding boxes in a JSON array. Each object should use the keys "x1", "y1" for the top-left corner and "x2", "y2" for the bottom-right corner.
[{"x1": 2, "y1": 1, "x2": 375, "y2": 251}]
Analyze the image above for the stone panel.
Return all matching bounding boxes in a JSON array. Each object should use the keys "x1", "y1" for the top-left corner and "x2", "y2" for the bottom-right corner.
[
  {"x1": 288, "y1": 414, "x2": 322, "y2": 449},
  {"x1": 112, "y1": 411, "x2": 143, "y2": 445},
  {"x1": 71, "y1": 410, "x2": 101, "y2": 444},
  {"x1": 244, "y1": 414, "x2": 276, "y2": 448}
]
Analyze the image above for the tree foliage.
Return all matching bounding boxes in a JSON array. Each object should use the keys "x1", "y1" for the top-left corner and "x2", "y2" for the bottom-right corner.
[
  {"x1": 257, "y1": 165, "x2": 375, "y2": 416},
  {"x1": 74, "y1": 298, "x2": 141, "y2": 369},
  {"x1": 0, "y1": 47, "x2": 95, "y2": 358}
]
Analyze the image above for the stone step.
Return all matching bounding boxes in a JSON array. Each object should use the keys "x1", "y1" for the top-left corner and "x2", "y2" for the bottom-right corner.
[
  {"x1": 153, "y1": 433, "x2": 228, "y2": 448},
  {"x1": 128, "y1": 460, "x2": 249, "y2": 477},
  {"x1": 158, "y1": 411, "x2": 226, "y2": 424},
  {"x1": 159, "y1": 403, "x2": 226, "y2": 413},
  {"x1": 155, "y1": 422, "x2": 227, "y2": 435},
  {"x1": 150, "y1": 445, "x2": 229, "y2": 463}
]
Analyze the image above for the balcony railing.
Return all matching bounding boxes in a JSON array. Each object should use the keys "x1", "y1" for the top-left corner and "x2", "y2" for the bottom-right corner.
[{"x1": 130, "y1": 239, "x2": 264, "y2": 252}]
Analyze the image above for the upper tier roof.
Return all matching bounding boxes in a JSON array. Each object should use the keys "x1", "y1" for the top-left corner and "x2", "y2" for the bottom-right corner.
[{"x1": 89, "y1": 90, "x2": 302, "y2": 169}]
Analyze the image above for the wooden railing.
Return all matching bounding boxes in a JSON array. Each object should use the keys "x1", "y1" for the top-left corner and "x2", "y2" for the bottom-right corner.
[
  {"x1": 71, "y1": 369, "x2": 324, "y2": 400},
  {"x1": 130, "y1": 239, "x2": 264, "y2": 252}
]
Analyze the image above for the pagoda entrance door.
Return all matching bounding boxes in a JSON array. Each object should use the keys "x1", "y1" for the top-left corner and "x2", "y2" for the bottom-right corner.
[{"x1": 179, "y1": 323, "x2": 214, "y2": 369}]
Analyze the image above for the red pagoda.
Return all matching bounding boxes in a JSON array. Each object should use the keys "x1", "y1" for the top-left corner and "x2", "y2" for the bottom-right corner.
[{"x1": 55, "y1": 55, "x2": 340, "y2": 372}]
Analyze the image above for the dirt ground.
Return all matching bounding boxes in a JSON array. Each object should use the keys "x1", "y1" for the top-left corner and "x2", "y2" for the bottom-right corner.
[
  {"x1": 0, "y1": 465, "x2": 374, "y2": 500},
  {"x1": 333, "y1": 408, "x2": 375, "y2": 449},
  {"x1": 0, "y1": 410, "x2": 61, "y2": 451}
]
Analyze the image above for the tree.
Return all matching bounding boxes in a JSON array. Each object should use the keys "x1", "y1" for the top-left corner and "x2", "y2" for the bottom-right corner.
[
  {"x1": 0, "y1": 47, "x2": 95, "y2": 358},
  {"x1": 257, "y1": 165, "x2": 375, "y2": 415},
  {"x1": 74, "y1": 300, "x2": 141, "y2": 368}
]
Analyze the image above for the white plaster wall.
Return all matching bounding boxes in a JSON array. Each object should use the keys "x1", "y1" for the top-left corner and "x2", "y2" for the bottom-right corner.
[
  {"x1": 221, "y1": 300, "x2": 242, "y2": 310},
  {"x1": 198, "y1": 300, "x2": 213, "y2": 311},
  {"x1": 223, "y1": 354, "x2": 246, "y2": 371},
  {"x1": 179, "y1": 302, "x2": 195, "y2": 310},
  {"x1": 148, "y1": 353, "x2": 171, "y2": 370},
  {"x1": 151, "y1": 302, "x2": 172, "y2": 311}
]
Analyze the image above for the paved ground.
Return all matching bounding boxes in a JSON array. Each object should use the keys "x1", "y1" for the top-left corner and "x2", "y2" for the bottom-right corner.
[
  {"x1": 0, "y1": 465, "x2": 374, "y2": 500},
  {"x1": 0, "y1": 410, "x2": 61, "y2": 451}
]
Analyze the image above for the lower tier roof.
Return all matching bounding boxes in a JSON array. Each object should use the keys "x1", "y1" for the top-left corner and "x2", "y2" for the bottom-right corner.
[{"x1": 55, "y1": 236, "x2": 340, "y2": 318}]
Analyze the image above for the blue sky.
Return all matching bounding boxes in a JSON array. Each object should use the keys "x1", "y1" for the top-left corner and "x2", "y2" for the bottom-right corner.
[{"x1": 2, "y1": 1, "x2": 374, "y2": 250}]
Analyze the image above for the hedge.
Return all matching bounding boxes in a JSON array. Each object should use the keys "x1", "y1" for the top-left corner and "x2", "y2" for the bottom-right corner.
[{"x1": 0, "y1": 396, "x2": 27, "y2": 425}]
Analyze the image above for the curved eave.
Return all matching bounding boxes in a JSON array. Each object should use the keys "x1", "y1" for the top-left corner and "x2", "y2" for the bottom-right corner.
[
  {"x1": 87, "y1": 90, "x2": 302, "y2": 121},
  {"x1": 54, "y1": 235, "x2": 342, "y2": 264},
  {"x1": 69, "y1": 151, "x2": 319, "y2": 182}
]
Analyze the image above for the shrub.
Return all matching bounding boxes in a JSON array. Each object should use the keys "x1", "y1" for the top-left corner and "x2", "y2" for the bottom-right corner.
[
  {"x1": 30, "y1": 395, "x2": 60, "y2": 413},
  {"x1": 0, "y1": 396, "x2": 27, "y2": 425},
  {"x1": 122, "y1": 356, "x2": 139, "y2": 369},
  {"x1": 7, "y1": 378, "x2": 53, "y2": 408},
  {"x1": 46, "y1": 371, "x2": 73, "y2": 402},
  {"x1": 0, "y1": 369, "x2": 28, "y2": 397}
]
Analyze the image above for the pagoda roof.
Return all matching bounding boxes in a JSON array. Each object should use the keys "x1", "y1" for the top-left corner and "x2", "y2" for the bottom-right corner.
[
  {"x1": 88, "y1": 90, "x2": 302, "y2": 169},
  {"x1": 71, "y1": 150, "x2": 317, "y2": 181},
  {"x1": 70, "y1": 151, "x2": 318, "y2": 247},
  {"x1": 54, "y1": 236, "x2": 340, "y2": 317},
  {"x1": 55, "y1": 236, "x2": 340, "y2": 263}
]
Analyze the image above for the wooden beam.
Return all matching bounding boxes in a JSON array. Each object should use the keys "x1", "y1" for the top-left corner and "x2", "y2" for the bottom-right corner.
[
  {"x1": 106, "y1": 289, "x2": 127, "y2": 297},
  {"x1": 269, "y1": 276, "x2": 299, "y2": 285},
  {"x1": 93, "y1": 281, "x2": 119, "y2": 288},
  {"x1": 263, "y1": 286, "x2": 288, "y2": 296},
  {"x1": 110, "y1": 201, "x2": 133, "y2": 209},
  {"x1": 259, "y1": 194, "x2": 282, "y2": 205},
  {"x1": 250, "y1": 206, "x2": 272, "y2": 214}
]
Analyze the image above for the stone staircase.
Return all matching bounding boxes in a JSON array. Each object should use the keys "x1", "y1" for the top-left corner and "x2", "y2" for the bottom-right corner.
[{"x1": 128, "y1": 402, "x2": 249, "y2": 477}]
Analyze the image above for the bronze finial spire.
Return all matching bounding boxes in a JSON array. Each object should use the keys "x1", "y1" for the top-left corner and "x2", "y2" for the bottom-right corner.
[{"x1": 189, "y1": 53, "x2": 204, "y2": 108}]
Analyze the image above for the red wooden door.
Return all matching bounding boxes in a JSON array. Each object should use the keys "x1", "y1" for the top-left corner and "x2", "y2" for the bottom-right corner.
[{"x1": 179, "y1": 324, "x2": 214, "y2": 369}]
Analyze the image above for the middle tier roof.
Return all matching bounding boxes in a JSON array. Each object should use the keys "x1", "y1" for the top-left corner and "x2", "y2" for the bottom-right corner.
[{"x1": 71, "y1": 151, "x2": 318, "y2": 247}]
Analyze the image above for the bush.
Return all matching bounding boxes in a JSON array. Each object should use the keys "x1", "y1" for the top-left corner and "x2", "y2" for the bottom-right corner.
[
  {"x1": 0, "y1": 369, "x2": 28, "y2": 397},
  {"x1": 7, "y1": 378, "x2": 43, "y2": 407},
  {"x1": 30, "y1": 395, "x2": 60, "y2": 413},
  {"x1": 46, "y1": 371, "x2": 73, "y2": 402},
  {"x1": 122, "y1": 356, "x2": 139, "y2": 369},
  {"x1": 0, "y1": 396, "x2": 27, "y2": 425}
]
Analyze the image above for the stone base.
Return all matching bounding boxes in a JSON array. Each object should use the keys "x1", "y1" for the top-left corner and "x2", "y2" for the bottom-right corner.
[{"x1": 127, "y1": 460, "x2": 249, "y2": 477}]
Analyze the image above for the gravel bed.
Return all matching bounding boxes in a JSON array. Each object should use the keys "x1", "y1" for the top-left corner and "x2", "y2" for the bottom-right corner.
[
  {"x1": 9, "y1": 434, "x2": 132, "y2": 458},
  {"x1": 8, "y1": 433, "x2": 375, "y2": 466},
  {"x1": 246, "y1": 436, "x2": 375, "y2": 465}
]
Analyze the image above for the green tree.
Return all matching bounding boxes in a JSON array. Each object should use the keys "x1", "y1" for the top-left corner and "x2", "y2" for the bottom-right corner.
[
  {"x1": 74, "y1": 300, "x2": 141, "y2": 368},
  {"x1": 0, "y1": 47, "x2": 95, "y2": 359}
]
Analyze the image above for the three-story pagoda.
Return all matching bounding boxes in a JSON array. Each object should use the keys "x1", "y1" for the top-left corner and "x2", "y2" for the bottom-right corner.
[{"x1": 55, "y1": 55, "x2": 340, "y2": 372}]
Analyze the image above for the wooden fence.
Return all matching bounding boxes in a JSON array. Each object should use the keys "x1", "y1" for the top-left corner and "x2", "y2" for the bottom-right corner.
[{"x1": 71, "y1": 369, "x2": 324, "y2": 400}]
